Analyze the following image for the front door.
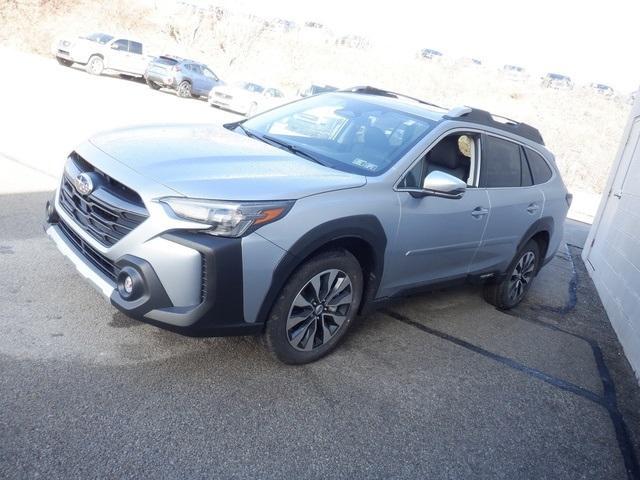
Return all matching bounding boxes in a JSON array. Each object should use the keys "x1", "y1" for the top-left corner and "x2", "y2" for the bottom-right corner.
[
  {"x1": 384, "y1": 132, "x2": 490, "y2": 294},
  {"x1": 389, "y1": 189, "x2": 491, "y2": 293}
]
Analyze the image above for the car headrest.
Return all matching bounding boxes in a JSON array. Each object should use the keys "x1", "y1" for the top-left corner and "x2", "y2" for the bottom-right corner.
[{"x1": 429, "y1": 136, "x2": 461, "y2": 170}]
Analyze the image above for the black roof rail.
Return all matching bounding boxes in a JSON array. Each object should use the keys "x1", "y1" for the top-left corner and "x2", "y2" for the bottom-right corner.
[
  {"x1": 445, "y1": 107, "x2": 545, "y2": 145},
  {"x1": 341, "y1": 86, "x2": 448, "y2": 111}
]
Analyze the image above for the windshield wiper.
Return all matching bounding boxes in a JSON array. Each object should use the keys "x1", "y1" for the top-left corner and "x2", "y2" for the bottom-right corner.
[
  {"x1": 232, "y1": 123, "x2": 262, "y2": 140},
  {"x1": 262, "y1": 135, "x2": 327, "y2": 166}
]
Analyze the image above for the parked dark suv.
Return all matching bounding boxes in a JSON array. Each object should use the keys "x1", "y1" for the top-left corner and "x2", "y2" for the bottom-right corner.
[{"x1": 144, "y1": 55, "x2": 221, "y2": 99}]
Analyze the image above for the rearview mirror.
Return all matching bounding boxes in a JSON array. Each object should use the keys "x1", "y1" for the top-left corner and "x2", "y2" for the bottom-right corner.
[{"x1": 421, "y1": 171, "x2": 466, "y2": 199}]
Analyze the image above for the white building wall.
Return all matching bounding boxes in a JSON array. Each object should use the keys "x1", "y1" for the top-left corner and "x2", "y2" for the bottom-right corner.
[{"x1": 583, "y1": 97, "x2": 640, "y2": 379}]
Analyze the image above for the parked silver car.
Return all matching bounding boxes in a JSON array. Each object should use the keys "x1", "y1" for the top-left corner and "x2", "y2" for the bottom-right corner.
[
  {"x1": 209, "y1": 82, "x2": 287, "y2": 116},
  {"x1": 145, "y1": 56, "x2": 221, "y2": 99},
  {"x1": 45, "y1": 86, "x2": 570, "y2": 364}
]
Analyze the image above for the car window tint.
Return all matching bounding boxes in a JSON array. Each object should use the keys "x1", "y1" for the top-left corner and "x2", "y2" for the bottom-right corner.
[
  {"x1": 480, "y1": 136, "x2": 522, "y2": 188},
  {"x1": 399, "y1": 160, "x2": 423, "y2": 189},
  {"x1": 524, "y1": 147, "x2": 553, "y2": 184},
  {"x1": 112, "y1": 39, "x2": 129, "y2": 51},
  {"x1": 520, "y1": 148, "x2": 533, "y2": 186},
  {"x1": 129, "y1": 41, "x2": 143, "y2": 54}
]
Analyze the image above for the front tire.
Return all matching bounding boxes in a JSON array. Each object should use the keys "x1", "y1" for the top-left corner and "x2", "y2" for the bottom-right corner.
[
  {"x1": 85, "y1": 55, "x2": 104, "y2": 75},
  {"x1": 265, "y1": 250, "x2": 363, "y2": 364},
  {"x1": 483, "y1": 240, "x2": 540, "y2": 309}
]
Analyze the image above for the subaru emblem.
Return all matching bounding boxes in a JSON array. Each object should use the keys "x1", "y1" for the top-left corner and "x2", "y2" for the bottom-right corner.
[{"x1": 74, "y1": 173, "x2": 94, "y2": 196}]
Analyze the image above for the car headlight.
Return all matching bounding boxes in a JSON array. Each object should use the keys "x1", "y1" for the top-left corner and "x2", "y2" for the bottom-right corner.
[{"x1": 158, "y1": 197, "x2": 294, "y2": 237}]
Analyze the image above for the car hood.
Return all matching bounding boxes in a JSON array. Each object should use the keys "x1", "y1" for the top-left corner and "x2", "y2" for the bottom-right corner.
[
  {"x1": 88, "y1": 124, "x2": 366, "y2": 201},
  {"x1": 212, "y1": 85, "x2": 254, "y2": 98}
]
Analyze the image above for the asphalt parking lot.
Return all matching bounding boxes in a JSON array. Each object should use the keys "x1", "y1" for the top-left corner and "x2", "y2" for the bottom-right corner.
[{"x1": 1, "y1": 49, "x2": 640, "y2": 479}]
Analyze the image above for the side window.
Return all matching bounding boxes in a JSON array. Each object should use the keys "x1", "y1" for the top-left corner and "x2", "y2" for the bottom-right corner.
[
  {"x1": 480, "y1": 136, "x2": 523, "y2": 188},
  {"x1": 524, "y1": 147, "x2": 553, "y2": 184},
  {"x1": 399, "y1": 133, "x2": 477, "y2": 189},
  {"x1": 398, "y1": 160, "x2": 423, "y2": 189},
  {"x1": 111, "y1": 39, "x2": 129, "y2": 51},
  {"x1": 203, "y1": 67, "x2": 218, "y2": 80},
  {"x1": 129, "y1": 41, "x2": 143, "y2": 55}
]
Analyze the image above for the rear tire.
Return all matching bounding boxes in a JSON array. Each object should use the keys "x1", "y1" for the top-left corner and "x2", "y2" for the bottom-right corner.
[
  {"x1": 483, "y1": 240, "x2": 540, "y2": 309},
  {"x1": 177, "y1": 80, "x2": 192, "y2": 98},
  {"x1": 85, "y1": 55, "x2": 104, "y2": 75},
  {"x1": 56, "y1": 57, "x2": 72, "y2": 67},
  {"x1": 264, "y1": 249, "x2": 363, "y2": 364}
]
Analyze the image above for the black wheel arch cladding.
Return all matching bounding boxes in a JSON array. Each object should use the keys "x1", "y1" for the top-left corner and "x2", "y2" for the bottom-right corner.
[
  {"x1": 518, "y1": 216, "x2": 553, "y2": 258},
  {"x1": 255, "y1": 214, "x2": 387, "y2": 325}
]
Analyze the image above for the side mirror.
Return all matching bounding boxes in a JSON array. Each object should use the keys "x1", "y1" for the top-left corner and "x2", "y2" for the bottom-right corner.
[
  {"x1": 404, "y1": 170, "x2": 466, "y2": 199},
  {"x1": 421, "y1": 171, "x2": 466, "y2": 198}
]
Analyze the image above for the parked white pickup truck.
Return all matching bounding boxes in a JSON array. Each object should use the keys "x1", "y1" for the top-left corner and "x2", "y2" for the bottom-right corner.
[{"x1": 53, "y1": 32, "x2": 151, "y2": 77}]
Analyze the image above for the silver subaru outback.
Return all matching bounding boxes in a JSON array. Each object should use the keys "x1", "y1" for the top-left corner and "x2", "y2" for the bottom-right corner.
[{"x1": 45, "y1": 86, "x2": 570, "y2": 364}]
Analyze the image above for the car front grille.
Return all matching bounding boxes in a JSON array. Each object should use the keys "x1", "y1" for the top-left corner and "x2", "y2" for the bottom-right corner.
[
  {"x1": 58, "y1": 152, "x2": 148, "y2": 247},
  {"x1": 58, "y1": 218, "x2": 119, "y2": 282},
  {"x1": 215, "y1": 92, "x2": 232, "y2": 100}
]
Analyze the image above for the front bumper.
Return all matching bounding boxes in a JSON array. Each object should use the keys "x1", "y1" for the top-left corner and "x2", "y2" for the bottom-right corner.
[{"x1": 45, "y1": 198, "x2": 263, "y2": 337}]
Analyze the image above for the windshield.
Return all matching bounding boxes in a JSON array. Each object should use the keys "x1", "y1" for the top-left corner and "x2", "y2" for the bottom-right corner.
[
  {"x1": 82, "y1": 33, "x2": 114, "y2": 44},
  {"x1": 241, "y1": 93, "x2": 437, "y2": 176},
  {"x1": 243, "y1": 83, "x2": 265, "y2": 93}
]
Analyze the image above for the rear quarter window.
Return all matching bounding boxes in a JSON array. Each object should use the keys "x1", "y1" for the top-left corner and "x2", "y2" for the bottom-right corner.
[{"x1": 524, "y1": 148, "x2": 553, "y2": 184}]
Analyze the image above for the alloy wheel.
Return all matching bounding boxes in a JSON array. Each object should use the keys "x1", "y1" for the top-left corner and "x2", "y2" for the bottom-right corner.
[
  {"x1": 508, "y1": 251, "x2": 536, "y2": 302},
  {"x1": 286, "y1": 269, "x2": 353, "y2": 351}
]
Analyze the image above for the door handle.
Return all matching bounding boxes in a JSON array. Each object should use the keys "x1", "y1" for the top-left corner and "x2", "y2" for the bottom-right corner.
[
  {"x1": 526, "y1": 203, "x2": 540, "y2": 214},
  {"x1": 471, "y1": 207, "x2": 489, "y2": 218}
]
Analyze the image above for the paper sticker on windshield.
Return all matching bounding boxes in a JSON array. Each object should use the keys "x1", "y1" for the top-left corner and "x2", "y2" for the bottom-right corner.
[{"x1": 352, "y1": 158, "x2": 378, "y2": 172}]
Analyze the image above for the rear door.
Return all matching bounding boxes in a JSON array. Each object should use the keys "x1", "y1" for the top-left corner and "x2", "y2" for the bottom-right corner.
[
  {"x1": 473, "y1": 134, "x2": 543, "y2": 273},
  {"x1": 189, "y1": 64, "x2": 205, "y2": 95},
  {"x1": 108, "y1": 39, "x2": 130, "y2": 71},
  {"x1": 127, "y1": 41, "x2": 146, "y2": 75},
  {"x1": 201, "y1": 66, "x2": 220, "y2": 94}
]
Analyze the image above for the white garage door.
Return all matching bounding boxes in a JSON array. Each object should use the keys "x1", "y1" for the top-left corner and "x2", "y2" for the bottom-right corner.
[{"x1": 587, "y1": 115, "x2": 640, "y2": 371}]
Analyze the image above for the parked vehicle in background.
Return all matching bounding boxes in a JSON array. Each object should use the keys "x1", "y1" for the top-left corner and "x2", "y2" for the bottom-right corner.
[
  {"x1": 209, "y1": 82, "x2": 287, "y2": 116},
  {"x1": 590, "y1": 83, "x2": 614, "y2": 96},
  {"x1": 420, "y1": 48, "x2": 443, "y2": 60},
  {"x1": 145, "y1": 56, "x2": 221, "y2": 99},
  {"x1": 541, "y1": 73, "x2": 574, "y2": 90},
  {"x1": 53, "y1": 33, "x2": 150, "y2": 77},
  {"x1": 503, "y1": 65, "x2": 527, "y2": 81},
  {"x1": 298, "y1": 84, "x2": 339, "y2": 97},
  {"x1": 45, "y1": 86, "x2": 570, "y2": 364}
]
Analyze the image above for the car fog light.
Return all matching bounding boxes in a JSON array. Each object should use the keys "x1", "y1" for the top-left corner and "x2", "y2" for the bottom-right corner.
[
  {"x1": 117, "y1": 267, "x2": 143, "y2": 301},
  {"x1": 123, "y1": 275, "x2": 133, "y2": 294}
]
